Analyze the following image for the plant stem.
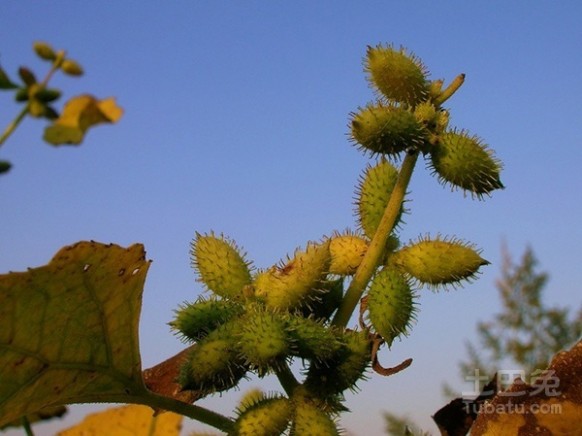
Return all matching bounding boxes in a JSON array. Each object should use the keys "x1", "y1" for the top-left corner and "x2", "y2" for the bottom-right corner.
[
  {"x1": 274, "y1": 363, "x2": 300, "y2": 396},
  {"x1": 21, "y1": 416, "x2": 34, "y2": 436},
  {"x1": 0, "y1": 53, "x2": 63, "y2": 148},
  {"x1": 332, "y1": 150, "x2": 419, "y2": 328},
  {"x1": 433, "y1": 73, "x2": 465, "y2": 106},
  {"x1": 136, "y1": 391, "x2": 235, "y2": 433},
  {"x1": 0, "y1": 106, "x2": 28, "y2": 147}
]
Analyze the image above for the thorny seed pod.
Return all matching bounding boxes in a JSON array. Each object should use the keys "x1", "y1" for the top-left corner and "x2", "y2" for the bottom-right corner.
[
  {"x1": 236, "y1": 308, "x2": 289, "y2": 374},
  {"x1": 390, "y1": 235, "x2": 489, "y2": 289},
  {"x1": 179, "y1": 324, "x2": 247, "y2": 393},
  {"x1": 365, "y1": 44, "x2": 430, "y2": 106},
  {"x1": 329, "y1": 232, "x2": 369, "y2": 276},
  {"x1": 350, "y1": 103, "x2": 427, "y2": 157},
  {"x1": 367, "y1": 268, "x2": 417, "y2": 345},
  {"x1": 253, "y1": 241, "x2": 331, "y2": 311},
  {"x1": 191, "y1": 232, "x2": 253, "y2": 299},
  {"x1": 429, "y1": 130, "x2": 503, "y2": 198},
  {"x1": 233, "y1": 395, "x2": 292, "y2": 436},
  {"x1": 305, "y1": 329, "x2": 372, "y2": 397},
  {"x1": 286, "y1": 315, "x2": 342, "y2": 362},
  {"x1": 355, "y1": 158, "x2": 403, "y2": 239},
  {"x1": 170, "y1": 297, "x2": 244, "y2": 342},
  {"x1": 291, "y1": 393, "x2": 342, "y2": 435}
]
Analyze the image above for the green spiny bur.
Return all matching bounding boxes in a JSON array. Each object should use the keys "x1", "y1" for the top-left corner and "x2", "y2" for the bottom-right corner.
[
  {"x1": 236, "y1": 308, "x2": 289, "y2": 374},
  {"x1": 253, "y1": 240, "x2": 331, "y2": 311},
  {"x1": 233, "y1": 395, "x2": 292, "y2": 436},
  {"x1": 299, "y1": 278, "x2": 344, "y2": 321},
  {"x1": 356, "y1": 158, "x2": 403, "y2": 239},
  {"x1": 286, "y1": 315, "x2": 342, "y2": 362},
  {"x1": 305, "y1": 329, "x2": 372, "y2": 397},
  {"x1": 391, "y1": 235, "x2": 489, "y2": 289},
  {"x1": 170, "y1": 297, "x2": 244, "y2": 342},
  {"x1": 350, "y1": 103, "x2": 427, "y2": 157},
  {"x1": 365, "y1": 44, "x2": 430, "y2": 106},
  {"x1": 191, "y1": 232, "x2": 253, "y2": 299},
  {"x1": 367, "y1": 268, "x2": 417, "y2": 346},
  {"x1": 179, "y1": 323, "x2": 248, "y2": 393},
  {"x1": 429, "y1": 130, "x2": 504, "y2": 198}
]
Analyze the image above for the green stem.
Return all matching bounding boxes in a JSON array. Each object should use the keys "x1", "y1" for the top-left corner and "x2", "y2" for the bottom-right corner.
[
  {"x1": 433, "y1": 73, "x2": 465, "y2": 106},
  {"x1": 274, "y1": 363, "x2": 300, "y2": 396},
  {"x1": 135, "y1": 391, "x2": 235, "y2": 433},
  {"x1": 0, "y1": 106, "x2": 28, "y2": 147},
  {"x1": 21, "y1": 416, "x2": 34, "y2": 436},
  {"x1": 332, "y1": 150, "x2": 419, "y2": 328}
]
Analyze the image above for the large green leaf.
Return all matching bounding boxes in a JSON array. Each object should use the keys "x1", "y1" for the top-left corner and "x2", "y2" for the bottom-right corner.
[{"x1": 0, "y1": 241, "x2": 151, "y2": 428}]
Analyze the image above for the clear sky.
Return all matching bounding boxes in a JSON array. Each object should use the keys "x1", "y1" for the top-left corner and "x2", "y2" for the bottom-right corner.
[{"x1": 1, "y1": 2, "x2": 581, "y2": 435}]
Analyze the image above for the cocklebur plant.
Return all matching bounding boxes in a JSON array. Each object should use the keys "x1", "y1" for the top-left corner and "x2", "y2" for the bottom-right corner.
[
  {"x1": 170, "y1": 44, "x2": 504, "y2": 434},
  {"x1": 0, "y1": 41, "x2": 122, "y2": 174}
]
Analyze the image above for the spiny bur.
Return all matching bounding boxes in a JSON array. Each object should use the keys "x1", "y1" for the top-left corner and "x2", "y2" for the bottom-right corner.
[
  {"x1": 233, "y1": 395, "x2": 292, "y2": 436},
  {"x1": 356, "y1": 158, "x2": 403, "y2": 239},
  {"x1": 291, "y1": 394, "x2": 342, "y2": 436},
  {"x1": 429, "y1": 129, "x2": 503, "y2": 198},
  {"x1": 253, "y1": 241, "x2": 331, "y2": 311},
  {"x1": 365, "y1": 44, "x2": 430, "y2": 106},
  {"x1": 390, "y1": 235, "x2": 489, "y2": 289},
  {"x1": 329, "y1": 232, "x2": 369, "y2": 276},
  {"x1": 171, "y1": 297, "x2": 244, "y2": 342},
  {"x1": 299, "y1": 278, "x2": 344, "y2": 321},
  {"x1": 180, "y1": 324, "x2": 248, "y2": 393},
  {"x1": 305, "y1": 329, "x2": 372, "y2": 397},
  {"x1": 350, "y1": 103, "x2": 426, "y2": 157},
  {"x1": 191, "y1": 232, "x2": 253, "y2": 299},
  {"x1": 286, "y1": 315, "x2": 342, "y2": 362},
  {"x1": 236, "y1": 308, "x2": 289, "y2": 374},
  {"x1": 367, "y1": 268, "x2": 417, "y2": 345}
]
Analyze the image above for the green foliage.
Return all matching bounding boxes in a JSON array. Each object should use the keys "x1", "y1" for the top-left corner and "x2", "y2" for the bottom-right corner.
[
  {"x1": 0, "y1": 41, "x2": 123, "y2": 174},
  {"x1": 0, "y1": 242, "x2": 150, "y2": 428},
  {"x1": 459, "y1": 245, "x2": 582, "y2": 380}
]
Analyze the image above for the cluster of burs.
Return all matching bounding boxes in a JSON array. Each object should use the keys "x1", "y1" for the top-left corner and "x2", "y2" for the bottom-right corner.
[{"x1": 171, "y1": 45, "x2": 503, "y2": 435}]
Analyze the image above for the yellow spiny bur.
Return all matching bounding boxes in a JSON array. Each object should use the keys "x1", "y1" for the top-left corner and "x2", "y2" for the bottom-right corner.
[
  {"x1": 191, "y1": 232, "x2": 252, "y2": 299},
  {"x1": 236, "y1": 309, "x2": 289, "y2": 374},
  {"x1": 391, "y1": 236, "x2": 489, "y2": 289},
  {"x1": 329, "y1": 233, "x2": 369, "y2": 275},
  {"x1": 367, "y1": 268, "x2": 417, "y2": 345},
  {"x1": 179, "y1": 324, "x2": 247, "y2": 393},
  {"x1": 356, "y1": 159, "x2": 403, "y2": 239},
  {"x1": 365, "y1": 44, "x2": 430, "y2": 106},
  {"x1": 429, "y1": 130, "x2": 503, "y2": 198},
  {"x1": 254, "y1": 241, "x2": 331, "y2": 311},
  {"x1": 350, "y1": 103, "x2": 427, "y2": 157},
  {"x1": 233, "y1": 395, "x2": 292, "y2": 436},
  {"x1": 291, "y1": 395, "x2": 341, "y2": 436}
]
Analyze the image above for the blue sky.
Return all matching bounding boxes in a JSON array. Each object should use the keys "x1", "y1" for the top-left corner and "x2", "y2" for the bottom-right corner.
[{"x1": 1, "y1": 2, "x2": 581, "y2": 435}]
